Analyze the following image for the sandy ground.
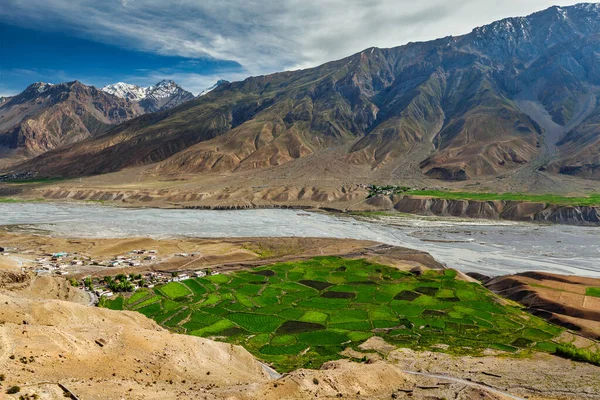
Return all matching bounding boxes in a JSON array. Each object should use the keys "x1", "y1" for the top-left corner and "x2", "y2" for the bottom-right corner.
[{"x1": 0, "y1": 232, "x2": 444, "y2": 279}]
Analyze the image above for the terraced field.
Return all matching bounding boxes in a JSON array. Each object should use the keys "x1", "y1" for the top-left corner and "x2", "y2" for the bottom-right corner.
[{"x1": 101, "y1": 257, "x2": 565, "y2": 371}]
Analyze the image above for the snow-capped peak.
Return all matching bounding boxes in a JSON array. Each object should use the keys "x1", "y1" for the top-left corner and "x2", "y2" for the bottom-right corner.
[
  {"x1": 198, "y1": 79, "x2": 230, "y2": 96},
  {"x1": 102, "y1": 80, "x2": 190, "y2": 101},
  {"x1": 101, "y1": 82, "x2": 147, "y2": 101},
  {"x1": 27, "y1": 82, "x2": 54, "y2": 94},
  {"x1": 145, "y1": 80, "x2": 184, "y2": 100}
]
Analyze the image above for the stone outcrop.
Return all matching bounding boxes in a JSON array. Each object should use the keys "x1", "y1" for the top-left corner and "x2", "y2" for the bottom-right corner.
[{"x1": 392, "y1": 196, "x2": 600, "y2": 226}]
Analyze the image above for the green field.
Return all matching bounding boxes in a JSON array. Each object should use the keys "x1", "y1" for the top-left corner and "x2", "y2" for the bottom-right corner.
[
  {"x1": 159, "y1": 282, "x2": 192, "y2": 299},
  {"x1": 101, "y1": 257, "x2": 567, "y2": 371},
  {"x1": 0, "y1": 198, "x2": 45, "y2": 203},
  {"x1": 586, "y1": 287, "x2": 600, "y2": 298},
  {"x1": 406, "y1": 190, "x2": 600, "y2": 207}
]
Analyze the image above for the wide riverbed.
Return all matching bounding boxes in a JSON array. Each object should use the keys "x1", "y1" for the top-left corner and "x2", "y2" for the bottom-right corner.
[{"x1": 1, "y1": 203, "x2": 599, "y2": 278}]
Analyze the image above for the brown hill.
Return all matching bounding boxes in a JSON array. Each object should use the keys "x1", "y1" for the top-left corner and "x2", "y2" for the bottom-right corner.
[{"x1": 486, "y1": 271, "x2": 600, "y2": 340}]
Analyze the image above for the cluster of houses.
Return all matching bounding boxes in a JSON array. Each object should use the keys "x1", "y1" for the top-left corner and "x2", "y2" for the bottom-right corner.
[
  {"x1": 106, "y1": 249, "x2": 158, "y2": 268},
  {"x1": 32, "y1": 252, "x2": 92, "y2": 275},
  {"x1": 90, "y1": 268, "x2": 218, "y2": 298},
  {"x1": 3, "y1": 244, "x2": 222, "y2": 301},
  {"x1": 29, "y1": 249, "x2": 161, "y2": 275},
  {"x1": 171, "y1": 269, "x2": 219, "y2": 282}
]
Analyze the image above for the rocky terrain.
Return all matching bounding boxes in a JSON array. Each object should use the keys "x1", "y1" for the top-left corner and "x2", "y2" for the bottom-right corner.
[
  {"x1": 390, "y1": 196, "x2": 600, "y2": 225},
  {"x1": 6, "y1": 4, "x2": 600, "y2": 188}
]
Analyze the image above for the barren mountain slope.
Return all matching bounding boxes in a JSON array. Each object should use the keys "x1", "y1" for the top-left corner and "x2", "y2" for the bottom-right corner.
[
  {"x1": 8, "y1": 4, "x2": 600, "y2": 184},
  {"x1": 0, "y1": 81, "x2": 143, "y2": 159},
  {"x1": 550, "y1": 102, "x2": 600, "y2": 179}
]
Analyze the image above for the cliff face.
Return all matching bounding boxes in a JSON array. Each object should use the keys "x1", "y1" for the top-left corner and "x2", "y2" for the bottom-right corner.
[
  {"x1": 391, "y1": 196, "x2": 600, "y2": 225},
  {"x1": 9, "y1": 182, "x2": 600, "y2": 226}
]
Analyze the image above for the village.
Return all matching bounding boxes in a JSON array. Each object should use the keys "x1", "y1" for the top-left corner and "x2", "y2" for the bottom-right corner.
[
  {"x1": 1, "y1": 245, "x2": 220, "y2": 303},
  {"x1": 89, "y1": 267, "x2": 219, "y2": 299}
]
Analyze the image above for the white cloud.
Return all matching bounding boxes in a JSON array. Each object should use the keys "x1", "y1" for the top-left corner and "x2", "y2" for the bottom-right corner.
[{"x1": 0, "y1": 0, "x2": 585, "y2": 86}]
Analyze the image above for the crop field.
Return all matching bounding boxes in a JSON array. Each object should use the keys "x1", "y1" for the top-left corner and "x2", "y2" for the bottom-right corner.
[
  {"x1": 159, "y1": 281, "x2": 192, "y2": 299},
  {"x1": 407, "y1": 190, "x2": 600, "y2": 207},
  {"x1": 586, "y1": 287, "x2": 600, "y2": 298},
  {"x1": 101, "y1": 257, "x2": 566, "y2": 371}
]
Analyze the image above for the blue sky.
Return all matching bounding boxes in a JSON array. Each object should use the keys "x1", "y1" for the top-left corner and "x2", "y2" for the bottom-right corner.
[
  {"x1": 0, "y1": 23, "x2": 242, "y2": 96},
  {"x1": 0, "y1": 0, "x2": 582, "y2": 96}
]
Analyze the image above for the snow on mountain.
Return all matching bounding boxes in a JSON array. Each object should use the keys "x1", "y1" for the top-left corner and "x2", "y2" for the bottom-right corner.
[
  {"x1": 145, "y1": 80, "x2": 186, "y2": 100},
  {"x1": 101, "y1": 82, "x2": 147, "y2": 102},
  {"x1": 198, "y1": 80, "x2": 230, "y2": 97},
  {"x1": 36, "y1": 82, "x2": 53, "y2": 93},
  {"x1": 102, "y1": 80, "x2": 192, "y2": 102},
  {"x1": 101, "y1": 80, "x2": 195, "y2": 112}
]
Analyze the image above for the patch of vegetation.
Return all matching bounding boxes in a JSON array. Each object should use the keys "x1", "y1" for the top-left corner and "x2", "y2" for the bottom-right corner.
[
  {"x1": 586, "y1": 287, "x2": 600, "y2": 298},
  {"x1": 127, "y1": 289, "x2": 152, "y2": 305},
  {"x1": 102, "y1": 275, "x2": 135, "y2": 293},
  {"x1": 349, "y1": 211, "x2": 399, "y2": 218},
  {"x1": 159, "y1": 282, "x2": 192, "y2": 299},
  {"x1": 407, "y1": 189, "x2": 600, "y2": 207},
  {"x1": 0, "y1": 198, "x2": 45, "y2": 203},
  {"x1": 555, "y1": 343, "x2": 600, "y2": 367},
  {"x1": 102, "y1": 257, "x2": 566, "y2": 372},
  {"x1": 366, "y1": 184, "x2": 600, "y2": 207},
  {"x1": 99, "y1": 296, "x2": 124, "y2": 310},
  {"x1": 242, "y1": 243, "x2": 276, "y2": 258},
  {"x1": 367, "y1": 185, "x2": 412, "y2": 198}
]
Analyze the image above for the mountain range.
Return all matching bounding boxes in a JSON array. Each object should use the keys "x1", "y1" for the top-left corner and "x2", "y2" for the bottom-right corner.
[
  {"x1": 0, "y1": 80, "x2": 194, "y2": 160},
  {"x1": 4, "y1": 3, "x2": 600, "y2": 185},
  {"x1": 101, "y1": 80, "x2": 195, "y2": 112}
]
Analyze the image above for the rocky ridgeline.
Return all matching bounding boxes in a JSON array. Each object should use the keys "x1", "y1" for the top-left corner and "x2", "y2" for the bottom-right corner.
[
  {"x1": 19, "y1": 186, "x2": 600, "y2": 226},
  {"x1": 380, "y1": 196, "x2": 600, "y2": 226}
]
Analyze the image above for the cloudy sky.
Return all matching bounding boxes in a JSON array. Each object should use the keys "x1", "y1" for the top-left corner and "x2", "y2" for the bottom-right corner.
[{"x1": 0, "y1": 0, "x2": 585, "y2": 96}]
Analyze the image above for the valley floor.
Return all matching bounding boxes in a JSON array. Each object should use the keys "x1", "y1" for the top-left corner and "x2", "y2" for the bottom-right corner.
[{"x1": 0, "y1": 235, "x2": 598, "y2": 399}]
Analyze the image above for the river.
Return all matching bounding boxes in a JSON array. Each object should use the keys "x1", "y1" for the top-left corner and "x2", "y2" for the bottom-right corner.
[{"x1": 1, "y1": 203, "x2": 599, "y2": 278}]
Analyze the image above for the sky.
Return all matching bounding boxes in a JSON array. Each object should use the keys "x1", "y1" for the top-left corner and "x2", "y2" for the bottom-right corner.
[{"x1": 0, "y1": 0, "x2": 585, "y2": 96}]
